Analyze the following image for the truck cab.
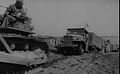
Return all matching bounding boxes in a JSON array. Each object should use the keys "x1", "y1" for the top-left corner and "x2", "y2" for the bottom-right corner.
[
  {"x1": 56, "y1": 28, "x2": 89, "y2": 55},
  {"x1": 66, "y1": 28, "x2": 89, "y2": 42}
]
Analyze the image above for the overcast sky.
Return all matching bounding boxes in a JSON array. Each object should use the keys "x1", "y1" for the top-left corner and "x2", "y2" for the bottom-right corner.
[{"x1": 0, "y1": 0, "x2": 119, "y2": 36}]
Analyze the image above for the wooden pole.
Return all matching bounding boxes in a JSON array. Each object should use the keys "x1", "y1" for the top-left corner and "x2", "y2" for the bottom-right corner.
[{"x1": 0, "y1": 35, "x2": 13, "y2": 53}]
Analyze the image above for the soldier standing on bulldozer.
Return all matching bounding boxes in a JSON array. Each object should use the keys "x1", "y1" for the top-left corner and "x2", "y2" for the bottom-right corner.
[{"x1": 0, "y1": 0, "x2": 32, "y2": 28}]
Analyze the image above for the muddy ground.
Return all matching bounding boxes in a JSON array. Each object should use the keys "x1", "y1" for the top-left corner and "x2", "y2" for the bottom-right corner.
[{"x1": 25, "y1": 52, "x2": 119, "y2": 74}]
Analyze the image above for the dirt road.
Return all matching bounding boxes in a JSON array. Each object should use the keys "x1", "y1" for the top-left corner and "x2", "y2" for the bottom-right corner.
[{"x1": 25, "y1": 52, "x2": 119, "y2": 74}]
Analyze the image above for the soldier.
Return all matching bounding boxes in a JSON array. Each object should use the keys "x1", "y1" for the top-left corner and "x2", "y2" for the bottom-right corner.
[{"x1": 0, "y1": 0, "x2": 31, "y2": 27}]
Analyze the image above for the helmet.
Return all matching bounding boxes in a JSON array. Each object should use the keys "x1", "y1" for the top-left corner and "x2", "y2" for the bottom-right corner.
[
  {"x1": 16, "y1": 0, "x2": 24, "y2": 3},
  {"x1": 15, "y1": 0, "x2": 24, "y2": 9}
]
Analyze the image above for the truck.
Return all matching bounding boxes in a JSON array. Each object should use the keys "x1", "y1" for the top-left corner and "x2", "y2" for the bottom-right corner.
[{"x1": 55, "y1": 28, "x2": 105, "y2": 55}]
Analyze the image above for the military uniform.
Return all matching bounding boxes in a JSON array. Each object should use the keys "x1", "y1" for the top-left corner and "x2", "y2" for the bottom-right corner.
[
  {"x1": 6, "y1": 4, "x2": 26, "y2": 17},
  {"x1": 0, "y1": 0, "x2": 30, "y2": 26}
]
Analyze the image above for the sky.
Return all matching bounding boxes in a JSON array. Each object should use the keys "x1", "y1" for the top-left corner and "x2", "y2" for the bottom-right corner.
[{"x1": 0, "y1": 0, "x2": 119, "y2": 36}]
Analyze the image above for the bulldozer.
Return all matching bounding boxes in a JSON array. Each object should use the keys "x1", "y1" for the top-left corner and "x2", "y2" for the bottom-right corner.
[{"x1": 0, "y1": 13, "x2": 48, "y2": 74}]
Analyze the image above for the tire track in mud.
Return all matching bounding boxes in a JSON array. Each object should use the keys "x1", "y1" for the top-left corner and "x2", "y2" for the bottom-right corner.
[
  {"x1": 25, "y1": 52, "x2": 119, "y2": 74},
  {"x1": 25, "y1": 52, "x2": 96, "y2": 74}
]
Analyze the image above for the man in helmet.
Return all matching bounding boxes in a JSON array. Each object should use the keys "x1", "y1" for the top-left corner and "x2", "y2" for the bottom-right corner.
[{"x1": 0, "y1": 0, "x2": 31, "y2": 27}]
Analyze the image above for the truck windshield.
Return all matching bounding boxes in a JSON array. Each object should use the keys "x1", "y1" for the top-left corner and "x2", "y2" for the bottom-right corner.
[{"x1": 67, "y1": 30, "x2": 85, "y2": 36}]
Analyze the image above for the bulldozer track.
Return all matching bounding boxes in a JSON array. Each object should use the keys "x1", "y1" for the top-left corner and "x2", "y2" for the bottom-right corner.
[{"x1": 24, "y1": 52, "x2": 97, "y2": 74}]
